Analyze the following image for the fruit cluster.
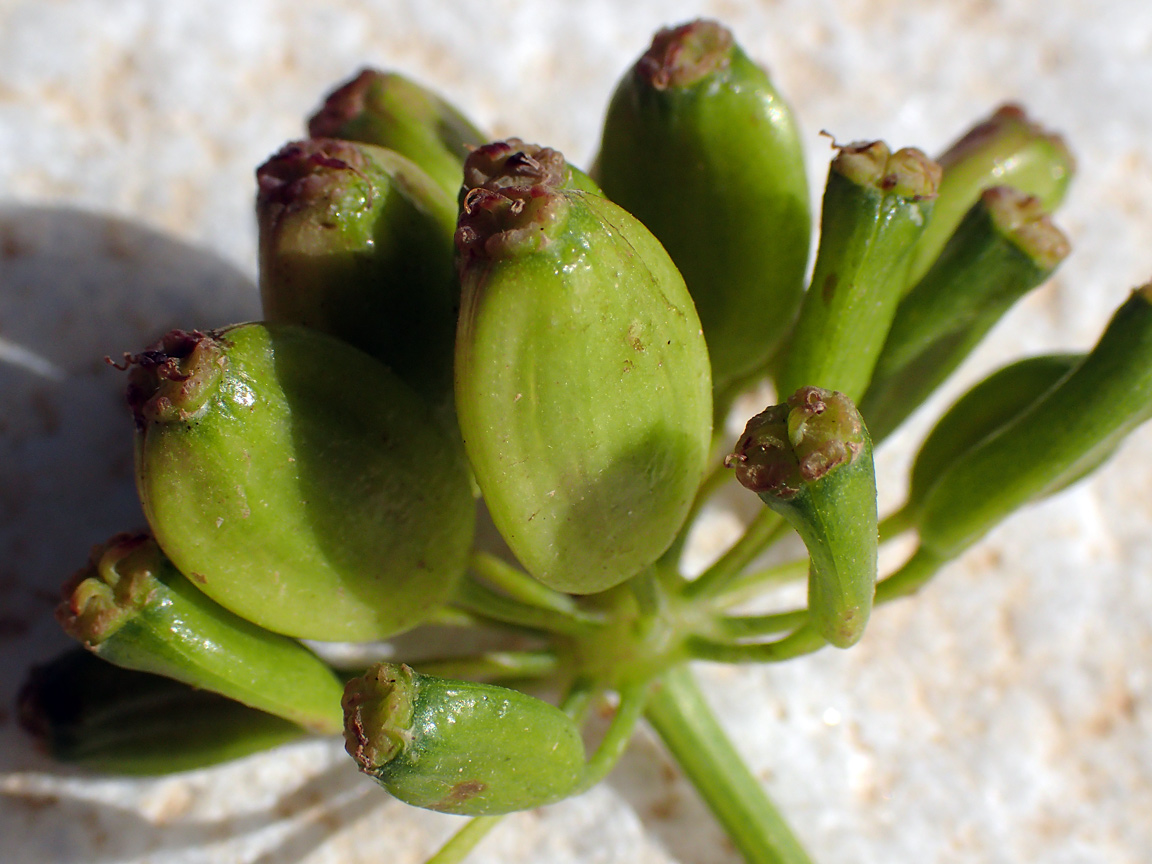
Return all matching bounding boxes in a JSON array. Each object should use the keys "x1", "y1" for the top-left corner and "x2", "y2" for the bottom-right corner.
[{"x1": 19, "y1": 18, "x2": 1152, "y2": 864}]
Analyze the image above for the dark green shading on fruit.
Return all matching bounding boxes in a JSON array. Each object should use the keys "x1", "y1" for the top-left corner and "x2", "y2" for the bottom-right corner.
[
  {"x1": 308, "y1": 68, "x2": 485, "y2": 198},
  {"x1": 18, "y1": 648, "x2": 306, "y2": 775},
  {"x1": 777, "y1": 141, "x2": 941, "y2": 404},
  {"x1": 861, "y1": 186, "x2": 1070, "y2": 441},
  {"x1": 901, "y1": 353, "x2": 1082, "y2": 526},
  {"x1": 257, "y1": 138, "x2": 459, "y2": 411},
  {"x1": 595, "y1": 19, "x2": 810, "y2": 402},
  {"x1": 454, "y1": 140, "x2": 712, "y2": 594},
  {"x1": 343, "y1": 663, "x2": 585, "y2": 815},
  {"x1": 127, "y1": 324, "x2": 475, "y2": 641},
  {"x1": 727, "y1": 387, "x2": 877, "y2": 647},
  {"x1": 56, "y1": 533, "x2": 345, "y2": 733},
  {"x1": 916, "y1": 283, "x2": 1152, "y2": 561},
  {"x1": 905, "y1": 104, "x2": 1074, "y2": 289}
]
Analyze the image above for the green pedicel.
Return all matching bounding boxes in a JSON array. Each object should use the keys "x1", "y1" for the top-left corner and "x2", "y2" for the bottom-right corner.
[
  {"x1": 776, "y1": 141, "x2": 941, "y2": 403},
  {"x1": 860, "y1": 186, "x2": 1070, "y2": 442},
  {"x1": 18, "y1": 648, "x2": 306, "y2": 775},
  {"x1": 727, "y1": 387, "x2": 877, "y2": 648},
  {"x1": 128, "y1": 324, "x2": 475, "y2": 641},
  {"x1": 455, "y1": 140, "x2": 712, "y2": 595},
  {"x1": 917, "y1": 284, "x2": 1152, "y2": 560},
  {"x1": 257, "y1": 138, "x2": 459, "y2": 411},
  {"x1": 343, "y1": 663, "x2": 585, "y2": 815},
  {"x1": 905, "y1": 104, "x2": 1074, "y2": 289},
  {"x1": 308, "y1": 68, "x2": 486, "y2": 198},
  {"x1": 595, "y1": 18, "x2": 811, "y2": 400},
  {"x1": 56, "y1": 533, "x2": 345, "y2": 733}
]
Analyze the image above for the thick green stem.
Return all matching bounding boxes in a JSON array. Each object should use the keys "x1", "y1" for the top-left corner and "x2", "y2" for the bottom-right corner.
[{"x1": 645, "y1": 664, "x2": 815, "y2": 864}]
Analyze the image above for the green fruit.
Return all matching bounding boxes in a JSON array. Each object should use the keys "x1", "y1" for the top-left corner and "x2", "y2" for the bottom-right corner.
[
  {"x1": 728, "y1": 388, "x2": 877, "y2": 648},
  {"x1": 595, "y1": 18, "x2": 811, "y2": 400},
  {"x1": 776, "y1": 141, "x2": 941, "y2": 404},
  {"x1": 343, "y1": 663, "x2": 585, "y2": 815},
  {"x1": 127, "y1": 323, "x2": 475, "y2": 641},
  {"x1": 18, "y1": 649, "x2": 306, "y2": 776},
  {"x1": 308, "y1": 68, "x2": 486, "y2": 198},
  {"x1": 57, "y1": 532, "x2": 345, "y2": 733},
  {"x1": 454, "y1": 140, "x2": 712, "y2": 594},
  {"x1": 256, "y1": 138, "x2": 459, "y2": 412},
  {"x1": 861, "y1": 186, "x2": 1070, "y2": 442}
]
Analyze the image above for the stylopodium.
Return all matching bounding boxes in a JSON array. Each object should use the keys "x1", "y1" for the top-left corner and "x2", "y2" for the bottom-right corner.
[{"x1": 17, "y1": 16, "x2": 1151, "y2": 864}]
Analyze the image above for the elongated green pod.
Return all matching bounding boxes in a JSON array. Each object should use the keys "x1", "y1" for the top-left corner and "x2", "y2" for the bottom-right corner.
[
  {"x1": 903, "y1": 353, "x2": 1081, "y2": 521},
  {"x1": 861, "y1": 186, "x2": 1071, "y2": 441},
  {"x1": 308, "y1": 68, "x2": 485, "y2": 198},
  {"x1": 455, "y1": 141, "x2": 712, "y2": 594},
  {"x1": 343, "y1": 663, "x2": 585, "y2": 815},
  {"x1": 727, "y1": 387, "x2": 877, "y2": 647},
  {"x1": 918, "y1": 284, "x2": 1152, "y2": 560},
  {"x1": 18, "y1": 649, "x2": 305, "y2": 775},
  {"x1": 128, "y1": 324, "x2": 475, "y2": 641},
  {"x1": 906, "y1": 104, "x2": 1074, "y2": 288},
  {"x1": 257, "y1": 138, "x2": 459, "y2": 411},
  {"x1": 56, "y1": 533, "x2": 345, "y2": 733},
  {"x1": 594, "y1": 19, "x2": 811, "y2": 399},
  {"x1": 776, "y1": 142, "x2": 940, "y2": 403}
]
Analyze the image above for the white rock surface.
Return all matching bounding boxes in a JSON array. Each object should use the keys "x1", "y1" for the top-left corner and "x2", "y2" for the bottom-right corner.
[{"x1": 2, "y1": 1, "x2": 1151, "y2": 863}]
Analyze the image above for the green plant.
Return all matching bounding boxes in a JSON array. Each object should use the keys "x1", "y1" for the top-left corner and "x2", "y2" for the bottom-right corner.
[{"x1": 18, "y1": 17, "x2": 1149, "y2": 864}]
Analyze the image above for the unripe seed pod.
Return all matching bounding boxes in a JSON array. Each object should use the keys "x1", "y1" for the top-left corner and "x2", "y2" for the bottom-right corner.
[
  {"x1": 343, "y1": 663, "x2": 585, "y2": 815},
  {"x1": 906, "y1": 104, "x2": 1074, "y2": 289},
  {"x1": 56, "y1": 532, "x2": 346, "y2": 733},
  {"x1": 727, "y1": 387, "x2": 877, "y2": 647},
  {"x1": 455, "y1": 140, "x2": 712, "y2": 594},
  {"x1": 595, "y1": 19, "x2": 811, "y2": 400},
  {"x1": 127, "y1": 323, "x2": 475, "y2": 641},
  {"x1": 777, "y1": 141, "x2": 941, "y2": 404},
  {"x1": 904, "y1": 353, "x2": 1082, "y2": 521},
  {"x1": 861, "y1": 186, "x2": 1071, "y2": 441},
  {"x1": 18, "y1": 649, "x2": 306, "y2": 775},
  {"x1": 918, "y1": 284, "x2": 1152, "y2": 560},
  {"x1": 256, "y1": 138, "x2": 459, "y2": 412},
  {"x1": 308, "y1": 68, "x2": 485, "y2": 199}
]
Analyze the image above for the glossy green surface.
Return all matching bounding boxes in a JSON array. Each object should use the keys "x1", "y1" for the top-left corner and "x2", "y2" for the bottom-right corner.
[
  {"x1": 918, "y1": 286, "x2": 1152, "y2": 559},
  {"x1": 861, "y1": 188, "x2": 1069, "y2": 441},
  {"x1": 596, "y1": 22, "x2": 810, "y2": 397},
  {"x1": 308, "y1": 69, "x2": 486, "y2": 198},
  {"x1": 455, "y1": 191, "x2": 712, "y2": 594},
  {"x1": 345, "y1": 663, "x2": 585, "y2": 815},
  {"x1": 905, "y1": 104, "x2": 1074, "y2": 288},
  {"x1": 257, "y1": 140, "x2": 459, "y2": 411},
  {"x1": 19, "y1": 649, "x2": 306, "y2": 775},
  {"x1": 59, "y1": 534, "x2": 346, "y2": 733},
  {"x1": 904, "y1": 353, "x2": 1081, "y2": 519},
  {"x1": 776, "y1": 144, "x2": 938, "y2": 403},
  {"x1": 134, "y1": 323, "x2": 475, "y2": 640}
]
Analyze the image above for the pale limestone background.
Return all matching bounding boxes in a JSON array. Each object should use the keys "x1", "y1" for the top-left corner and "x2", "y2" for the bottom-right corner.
[{"x1": 2, "y1": 1, "x2": 1151, "y2": 862}]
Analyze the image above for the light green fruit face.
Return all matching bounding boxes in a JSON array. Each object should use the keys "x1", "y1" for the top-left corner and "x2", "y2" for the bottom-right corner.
[
  {"x1": 455, "y1": 192, "x2": 712, "y2": 594},
  {"x1": 133, "y1": 323, "x2": 475, "y2": 641},
  {"x1": 345, "y1": 664, "x2": 585, "y2": 816}
]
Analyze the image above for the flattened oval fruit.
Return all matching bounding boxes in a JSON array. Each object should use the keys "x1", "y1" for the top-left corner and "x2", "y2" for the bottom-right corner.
[
  {"x1": 454, "y1": 141, "x2": 712, "y2": 594},
  {"x1": 129, "y1": 323, "x2": 475, "y2": 641}
]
